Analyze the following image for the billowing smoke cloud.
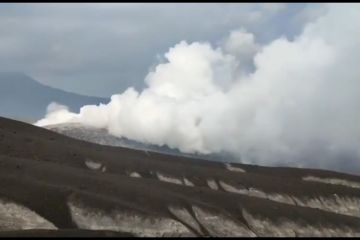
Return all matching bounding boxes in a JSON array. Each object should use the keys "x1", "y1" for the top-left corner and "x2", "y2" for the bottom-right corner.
[{"x1": 35, "y1": 4, "x2": 360, "y2": 173}]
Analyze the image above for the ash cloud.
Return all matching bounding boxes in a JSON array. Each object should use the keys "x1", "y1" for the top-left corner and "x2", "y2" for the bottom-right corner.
[{"x1": 36, "y1": 4, "x2": 360, "y2": 173}]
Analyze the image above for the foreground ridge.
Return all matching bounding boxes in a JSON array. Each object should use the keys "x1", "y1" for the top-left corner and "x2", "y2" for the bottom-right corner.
[{"x1": 0, "y1": 116, "x2": 359, "y2": 237}]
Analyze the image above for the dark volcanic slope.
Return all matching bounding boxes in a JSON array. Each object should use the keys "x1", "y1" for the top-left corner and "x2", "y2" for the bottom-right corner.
[
  {"x1": 0, "y1": 116, "x2": 359, "y2": 237},
  {"x1": 45, "y1": 122, "x2": 238, "y2": 163},
  {"x1": 0, "y1": 229, "x2": 134, "y2": 237},
  {"x1": 0, "y1": 72, "x2": 108, "y2": 121}
]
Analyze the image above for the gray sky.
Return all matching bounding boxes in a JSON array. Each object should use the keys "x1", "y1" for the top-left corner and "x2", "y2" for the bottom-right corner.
[{"x1": 0, "y1": 3, "x2": 324, "y2": 97}]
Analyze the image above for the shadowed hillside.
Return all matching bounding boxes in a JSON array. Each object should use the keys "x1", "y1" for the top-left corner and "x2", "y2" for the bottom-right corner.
[
  {"x1": 0, "y1": 116, "x2": 359, "y2": 237},
  {"x1": 0, "y1": 72, "x2": 108, "y2": 122}
]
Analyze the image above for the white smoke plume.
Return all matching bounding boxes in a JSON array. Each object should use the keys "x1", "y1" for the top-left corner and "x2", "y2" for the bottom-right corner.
[{"x1": 35, "y1": 4, "x2": 360, "y2": 172}]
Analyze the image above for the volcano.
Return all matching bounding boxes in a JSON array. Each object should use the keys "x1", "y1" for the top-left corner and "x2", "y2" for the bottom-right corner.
[
  {"x1": 0, "y1": 72, "x2": 107, "y2": 122},
  {"x1": 0, "y1": 116, "x2": 359, "y2": 237}
]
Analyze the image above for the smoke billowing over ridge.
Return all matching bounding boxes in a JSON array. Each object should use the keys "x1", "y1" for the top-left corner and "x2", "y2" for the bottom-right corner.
[{"x1": 35, "y1": 4, "x2": 360, "y2": 173}]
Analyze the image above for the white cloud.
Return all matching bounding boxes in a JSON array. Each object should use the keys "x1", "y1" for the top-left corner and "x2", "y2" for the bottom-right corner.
[
  {"x1": 222, "y1": 28, "x2": 260, "y2": 76},
  {"x1": 35, "y1": 4, "x2": 360, "y2": 173}
]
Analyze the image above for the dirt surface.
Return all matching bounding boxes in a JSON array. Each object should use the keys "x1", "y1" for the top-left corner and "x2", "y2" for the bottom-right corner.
[
  {"x1": 0, "y1": 229, "x2": 134, "y2": 237},
  {"x1": 0, "y1": 116, "x2": 359, "y2": 237}
]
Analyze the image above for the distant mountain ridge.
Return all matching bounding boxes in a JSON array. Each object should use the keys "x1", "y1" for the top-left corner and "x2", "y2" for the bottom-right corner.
[{"x1": 0, "y1": 72, "x2": 108, "y2": 122}]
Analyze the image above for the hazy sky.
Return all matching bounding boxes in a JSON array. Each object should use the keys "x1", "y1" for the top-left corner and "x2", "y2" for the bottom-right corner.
[{"x1": 0, "y1": 3, "x2": 325, "y2": 97}]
